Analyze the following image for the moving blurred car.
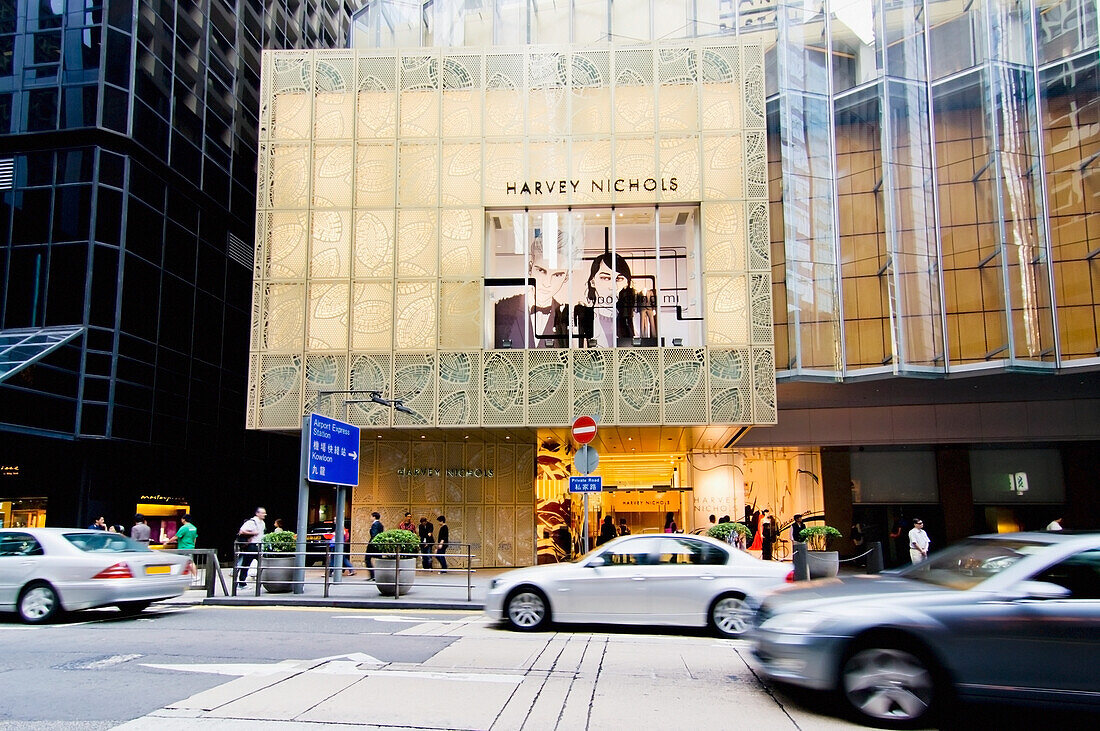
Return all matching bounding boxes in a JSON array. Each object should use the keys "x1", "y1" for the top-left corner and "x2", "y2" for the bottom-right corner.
[
  {"x1": 750, "y1": 532, "x2": 1100, "y2": 726},
  {"x1": 486, "y1": 533, "x2": 792, "y2": 636},
  {"x1": 0, "y1": 528, "x2": 194, "y2": 623}
]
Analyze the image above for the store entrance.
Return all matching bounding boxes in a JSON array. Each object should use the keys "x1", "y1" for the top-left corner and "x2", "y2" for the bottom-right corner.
[{"x1": 0, "y1": 497, "x2": 47, "y2": 528}]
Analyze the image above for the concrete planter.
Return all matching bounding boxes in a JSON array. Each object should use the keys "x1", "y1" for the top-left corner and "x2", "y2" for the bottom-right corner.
[
  {"x1": 372, "y1": 557, "x2": 417, "y2": 596},
  {"x1": 260, "y1": 554, "x2": 296, "y2": 593},
  {"x1": 808, "y1": 550, "x2": 839, "y2": 578}
]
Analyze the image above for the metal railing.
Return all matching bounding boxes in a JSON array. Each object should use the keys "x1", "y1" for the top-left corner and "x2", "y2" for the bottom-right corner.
[
  {"x1": 156, "y1": 548, "x2": 229, "y2": 596},
  {"x1": 231, "y1": 541, "x2": 477, "y2": 600}
]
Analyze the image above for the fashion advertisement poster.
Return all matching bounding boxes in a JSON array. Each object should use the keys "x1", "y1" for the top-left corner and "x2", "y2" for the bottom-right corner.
[{"x1": 486, "y1": 208, "x2": 703, "y2": 350}]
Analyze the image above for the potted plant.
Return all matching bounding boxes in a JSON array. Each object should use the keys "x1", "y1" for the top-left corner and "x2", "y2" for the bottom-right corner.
[
  {"x1": 707, "y1": 522, "x2": 751, "y2": 549},
  {"x1": 368, "y1": 529, "x2": 420, "y2": 596},
  {"x1": 799, "y1": 525, "x2": 843, "y2": 578},
  {"x1": 260, "y1": 529, "x2": 298, "y2": 593}
]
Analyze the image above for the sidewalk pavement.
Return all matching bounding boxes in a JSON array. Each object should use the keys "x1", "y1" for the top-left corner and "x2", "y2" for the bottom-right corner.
[{"x1": 172, "y1": 565, "x2": 514, "y2": 611}]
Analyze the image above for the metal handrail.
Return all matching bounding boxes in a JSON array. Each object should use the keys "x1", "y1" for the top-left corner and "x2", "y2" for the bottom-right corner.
[
  {"x1": 232, "y1": 543, "x2": 478, "y2": 600},
  {"x1": 156, "y1": 547, "x2": 228, "y2": 596}
]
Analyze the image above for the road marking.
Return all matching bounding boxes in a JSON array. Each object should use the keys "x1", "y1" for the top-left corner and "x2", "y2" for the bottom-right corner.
[
  {"x1": 71, "y1": 653, "x2": 144, "y2": 669},
  {"x1": 332, "y1": 614, "x2": 490, "y2": 623}
]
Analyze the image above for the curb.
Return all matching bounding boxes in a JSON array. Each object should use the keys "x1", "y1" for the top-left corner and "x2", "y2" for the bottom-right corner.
[{"x1": 202, "y1": 597, "x2": 484, "y2": 611}]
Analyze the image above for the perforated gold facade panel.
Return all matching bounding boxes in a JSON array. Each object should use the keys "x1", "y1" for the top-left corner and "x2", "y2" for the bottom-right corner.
[{"x1": 248, "y1": 42, "x2": 773, "y2": 431}]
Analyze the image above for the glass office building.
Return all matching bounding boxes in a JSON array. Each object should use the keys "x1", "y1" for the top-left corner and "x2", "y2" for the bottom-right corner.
[
  {"x1": 244, "y1": 0, "x2": 1098, "y2": 563},
  {"x1": 0, "y1": 0, "x2": 353, "y2": 539}
]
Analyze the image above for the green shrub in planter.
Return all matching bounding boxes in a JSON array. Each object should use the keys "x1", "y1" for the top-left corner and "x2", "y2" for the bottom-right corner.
[
  {"x1": 262, "y1": 529, "x2": 297, "y2": 553},
  {"x1": 799, "y1": 525, "x2": 842, "y2": 551},
  {"x1": 707, "y1": 522, "x2": 751, "y2": 544},
  {"x1": 369, "y1": 529, "x2": 420, "y2": 557}
]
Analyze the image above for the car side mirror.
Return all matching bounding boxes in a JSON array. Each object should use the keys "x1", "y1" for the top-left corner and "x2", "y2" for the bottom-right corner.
[
  {"x1": 1015, "y1": 580, "x2": 1071, "y2": 600},
  {"x1": 585, "y1": 555, "x2": 610, "y2": 568}
]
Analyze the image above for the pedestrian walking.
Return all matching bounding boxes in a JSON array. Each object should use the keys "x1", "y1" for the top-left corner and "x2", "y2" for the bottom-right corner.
[
  {"x1": 597, "y1": 515, "x2": 617, "y2": 545},
  {"x1": 908, "y1": 518, "x2": 930, "y2": 563},
  {"x1": 761, "y1": 513, "x2": 776, "y2": 560},
  {"x1": 131, "y1": 514, "x2": 151, "y2": 544},
  {"x1": 418, "y1": 516, "x2": 434, "y2": 570},
  {"x1": 329, "y1": 525, "x2": 356, "y2": 576},
  {"x1": 617, "y1": 518, "x2": 630, "y2": 536},
  {"x1": 435, "y1": 515, "x2": 449, "y2": 573},
  {"x1": 398, "y1": 512, "x2": 415, "y2": 532},
  {"x1": 790, "y1": 514, "x2": 806, "y2": 543},
  {"x1": 365, "y1": 511, "x2": 384, "y2": 579},
  {"x1": 88, "y1": 516, "x2": 106, "y2": 530},
  {"x1": 236, "y1": 507, "x2": 267, "y2": 588},
  {"x1": 663, "y1": 511, "x2": 678, "y2": 533}
]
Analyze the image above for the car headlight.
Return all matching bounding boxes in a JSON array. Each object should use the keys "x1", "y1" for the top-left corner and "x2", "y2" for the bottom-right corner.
[{"x1": 759, "y1": 611, "x2": 835, "y2": 635}]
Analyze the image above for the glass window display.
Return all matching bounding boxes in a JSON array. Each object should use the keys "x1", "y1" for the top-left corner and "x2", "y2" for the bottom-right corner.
[{"x1": 486, "y1": 206, "x2": 702, "y2": 349}]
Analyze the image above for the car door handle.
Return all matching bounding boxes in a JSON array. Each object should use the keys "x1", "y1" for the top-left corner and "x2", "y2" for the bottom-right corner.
[
  {"x1": 700, "y1": 575, "x2": 715, "y2": 580},
  {"x1": 632, "y1": 576, "x2": 647, "y2": 581}
]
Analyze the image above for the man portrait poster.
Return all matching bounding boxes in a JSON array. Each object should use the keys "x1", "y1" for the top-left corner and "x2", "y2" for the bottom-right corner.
[{"x1": 494, "y1": 230, "x2": 571, "y2": 349}]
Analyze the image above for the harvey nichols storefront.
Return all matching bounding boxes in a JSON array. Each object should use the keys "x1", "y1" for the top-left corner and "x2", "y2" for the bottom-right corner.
[{"x1": 247, "y1": 40, "x2": 779, "y2": 565}]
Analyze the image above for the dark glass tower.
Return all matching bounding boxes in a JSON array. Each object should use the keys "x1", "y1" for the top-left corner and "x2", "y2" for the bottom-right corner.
[{"x1": 0, "y1": 0, "x2": 353, "y2": 543}]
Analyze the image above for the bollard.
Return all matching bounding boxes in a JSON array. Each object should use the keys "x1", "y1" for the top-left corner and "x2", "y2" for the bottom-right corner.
[
  {"x1": 866, "y1": 540, "x2": 884, "y2": 574},
  {"x1": 792, "y1": 541, "x2": 810, "y2": 581}
]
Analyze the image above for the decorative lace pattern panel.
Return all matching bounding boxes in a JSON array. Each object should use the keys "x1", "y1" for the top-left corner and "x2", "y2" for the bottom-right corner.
[
  {"x1": 307, "y1": 282, "x2": 350, "y2": 351},
  {"x1": 304, "y1": 353, "x2": 348, "y2": 418},
  {"x1": 705, "y1": 274, "x2": 750, "y2": 346},
  {"x1": 393, "y1": 352, "x2": 436, "y2": 425},
  {"x1": 616, "y1": 349, "x2": 661, "y2": 423},
  {"x1": 437, "y1": 351, "x2": 480, "y2": 425},
  {"x1": 572, "y1": 349, "x2": 614, "y2": 423},
  {"x1": 708, "y1": 348, "x2": 751, "y2": 423},
  {"x1": 439, "y1": 281, "x2": 482, "y2": 349},
  {"x1": 752, "y1": 347, "x2": 777, "y2": 423},
  {"x1": 254, "y1": 354, "x2": 302, "y2": 429},
  {"x1": 482, "y1": 350, "x2": 525, "y2": 425},
  {"x1": 348, "y1": 352, "x2": 392, "y2": 426},
  {"x1": 662, "y1": 348, "x2": 708, "y2": 423},
  {"x1": 310, "y1": 210, "x2": 351, "y2": 278},
  {"x1": 527, "y1": 349, "x2": 570, "y2": 425}
]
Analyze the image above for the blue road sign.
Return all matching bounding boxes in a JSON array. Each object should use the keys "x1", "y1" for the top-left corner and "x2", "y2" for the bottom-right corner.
[
  {"x1": 307, "y1": 413, "x2": 361, "y2": 486},
  {"x1": 569, "y1": 475, "x2": 602, "y2": 493}
]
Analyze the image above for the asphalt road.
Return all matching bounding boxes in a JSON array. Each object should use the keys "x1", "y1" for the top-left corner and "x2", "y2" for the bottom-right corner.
[{"x1": 0, "y1": 604, "x2": 1093, "y2": 730}]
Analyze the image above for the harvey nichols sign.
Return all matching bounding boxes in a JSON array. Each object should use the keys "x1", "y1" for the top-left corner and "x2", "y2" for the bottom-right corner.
[{"x1": 506, "y1": 177, "x2": 679, "y2": 195}]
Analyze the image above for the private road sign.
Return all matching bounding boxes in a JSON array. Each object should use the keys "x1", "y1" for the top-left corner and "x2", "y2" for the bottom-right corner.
[
  {"x1": 569, "y1": 475, "x2": 602, "y2": 493},
  {"x1": 572, "y1": 415, "x2": 597, "y2": 444},
  {"x1": 307, "y1": 413, "x2": 360, "y2": 487}
]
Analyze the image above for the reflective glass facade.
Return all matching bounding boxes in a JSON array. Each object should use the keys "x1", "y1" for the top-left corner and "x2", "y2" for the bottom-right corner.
[
  {"x1": 351, "y1": 0, "x2": 1100, "y2": 378},
  {"x1": 0, "y1": 0, "x2": 353, "y2": 531}
]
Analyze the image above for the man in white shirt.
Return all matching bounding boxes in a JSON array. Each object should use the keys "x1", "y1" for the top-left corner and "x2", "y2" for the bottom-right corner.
[
  {"x1": 1045, "y1": 517, "x2": 1063, "y2": 531},
  {"x1": 235, "y1": 507, "x2": 267, "y2": 588},
  {"x1": 908, "y1": 518, "x2": 930, "y2": 563}
]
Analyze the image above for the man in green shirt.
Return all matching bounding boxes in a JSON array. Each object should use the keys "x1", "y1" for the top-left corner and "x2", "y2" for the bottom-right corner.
[{"x1": 174, "y1": 514, "x2": 198, "y2": 550}]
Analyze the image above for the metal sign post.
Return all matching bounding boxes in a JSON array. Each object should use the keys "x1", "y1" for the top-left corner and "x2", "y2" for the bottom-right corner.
[
  {"x1": 297, "y1": 413, "x2": 361, "y2": 594},
  {"x1": 571, "y1": 418, "x2": 600, "y2": 555}
]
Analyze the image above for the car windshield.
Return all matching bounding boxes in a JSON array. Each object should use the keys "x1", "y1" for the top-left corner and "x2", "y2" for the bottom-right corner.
[
  {"x1": 64, "y1": 532, "x2": 151, "y2": 553},
  {"x1": 896, "y1": 537, "x2": 1049, "y2": 590}
]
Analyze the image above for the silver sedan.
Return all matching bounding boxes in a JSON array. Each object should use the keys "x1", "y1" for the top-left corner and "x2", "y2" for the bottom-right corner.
[
  {"x1": 750, "y1": 531, "x2": 1100, "y2": 727},
  {"x1": 0, "y1": 528, "x2": 194, "y2": 623},
  {"x1": 486, "y1": 533, "x2": 792, "y2": 636}
]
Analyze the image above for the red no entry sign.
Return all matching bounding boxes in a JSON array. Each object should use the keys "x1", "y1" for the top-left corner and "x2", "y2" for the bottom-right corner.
[{"x1": 572, "y1": 416, "x2": 597, "y2": 444}]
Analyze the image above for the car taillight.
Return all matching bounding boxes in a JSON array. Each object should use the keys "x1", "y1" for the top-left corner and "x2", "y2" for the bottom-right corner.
[
  {"x1": 323, "y1": 533, "x2": 334, "y2": 540},
  {"x1": 94, "y1": 562, "x2": 133, "y2": 579},
  {"x1": 182, "y1": 560, "x2": 195, "y2": 576},
  {"x1": 785, "y1": 570, "x2": 795, "y2": 583}
]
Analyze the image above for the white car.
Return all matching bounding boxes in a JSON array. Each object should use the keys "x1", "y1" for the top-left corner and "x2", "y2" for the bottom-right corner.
[
  {"x1": 486, "y1": 533, "x2": 792, "y2": 636},
  {"x1": 0, "y1": 528, "x2": 194, "y2": 623}
]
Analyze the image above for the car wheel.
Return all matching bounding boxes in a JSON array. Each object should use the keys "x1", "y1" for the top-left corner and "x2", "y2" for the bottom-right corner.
[
  {"x1": 505, "y1": 587, "x2": 550, "y2": 631},
  {"x1": 18, "y1": 582, "x2": 60, "y2": 624},
  {"x1": 841, "y1": 643, "x2": 939, "y2": 727},
  {"x1": 709, "y1": 593, "x2": 752, "y2": 638},
  {"x1": 117, "y1": 601, "x2": 151, "y2": 615}
]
